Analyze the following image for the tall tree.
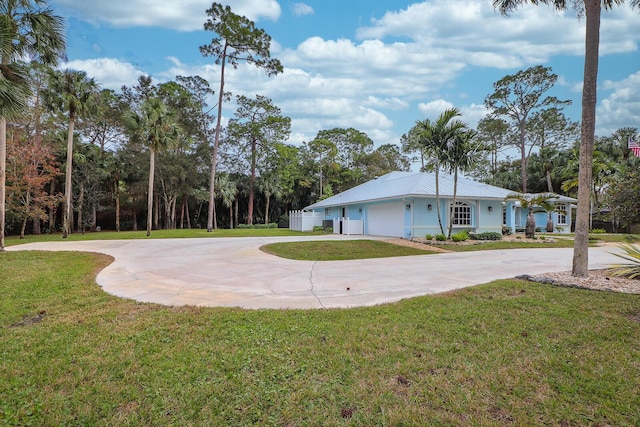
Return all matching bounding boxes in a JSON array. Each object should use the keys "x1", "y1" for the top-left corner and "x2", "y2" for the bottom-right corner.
[
  {"x1": 45, "y1": 69, "x2": 99, "y2": 238},
  {"x1": 494, "y1": 0, "x2": 640, "y2": 277},
  {"x1": 0, "y1": 0, "x2": 65, "y2": 250},
  {"x1": 484, "y1": 65, "x2": 570, "y2": 193},
  {"x1": 200, "y1": 2, "x2": 282, "y2": 232},
  {"x1": 443, "y1": 129, "x2": 486, "y2": 238},
  {"x1": 526, "y1": 107, "x2": 579, "y2": 192},
  {"x1": 124, "y1": 97, "x2": 180, "y2": 237},
  {"x1": 475, "y1": 116, "x2": 510, "y2": 185},
  {"x1": 227, "y1": 94, "x2": 290, "y2": 225}
]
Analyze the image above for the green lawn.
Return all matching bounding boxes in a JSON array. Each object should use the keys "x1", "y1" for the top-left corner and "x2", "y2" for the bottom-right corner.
[
  {"x1": 3, "y1": 227, "x2": 320, "y2": 247},
  {"x1": 2, "y1": 251, "x2": 639, "y2": 426},
  {"x1": 261, "y1": 239, "x2": 435, "y2": 260}
]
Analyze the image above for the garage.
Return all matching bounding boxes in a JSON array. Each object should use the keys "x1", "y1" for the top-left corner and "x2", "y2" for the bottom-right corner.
[{"x1": 367, "y1": 202, "x2": 405, "y2": 237}]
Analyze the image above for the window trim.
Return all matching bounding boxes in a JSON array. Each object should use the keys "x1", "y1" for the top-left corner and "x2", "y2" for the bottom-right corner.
[{"x1": 450, "y1": 201, "x2": 472, "y2": 227}]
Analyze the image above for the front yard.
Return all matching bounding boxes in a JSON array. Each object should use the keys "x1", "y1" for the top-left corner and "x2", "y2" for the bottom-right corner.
[{"x1": 2, "y1": 250, "x2": 639, "y2": 425}]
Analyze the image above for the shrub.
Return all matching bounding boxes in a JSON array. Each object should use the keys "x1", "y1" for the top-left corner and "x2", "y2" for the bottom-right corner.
[
  {"x1": 590, "y1": 228, "x2": 606, "y2": 234},
  {"x1": 435, "y1": 233, "x2": 447, "y2": 241},
  {"x1": 470, "y1": 232, "x2": 502, "y2": 241},
  {"x1": 502, "y1": 226, "x2": 512, "y2": 236},
  {"x1": 451, "y1": 230, "x2": 469, "y2": 242},
  {"x1": 624, "y1": 234, "x2": 639, "y2": 242},
  {"x1": 312, "y1": 225, "x2": 333, "y2": 233},
  {"x1": 608, "y1": 244, "x2": 640, "y2": 279},
  {"x1": 425, "y1": 233, "x2": 434, "y2": 240}
]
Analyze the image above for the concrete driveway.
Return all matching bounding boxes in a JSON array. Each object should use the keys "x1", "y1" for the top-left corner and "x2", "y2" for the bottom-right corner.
[{"x1": 7, "y1": 235, "x2": 622, "y2": 309}]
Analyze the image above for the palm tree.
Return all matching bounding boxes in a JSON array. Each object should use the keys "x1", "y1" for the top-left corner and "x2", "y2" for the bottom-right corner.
[
  {"x1": 505, "y1": 193, "x2": 559, "y2": 238},
  {"x1": 259, "y1": 173, "x2": 283, "y2": 225},
  {"x1": 416, "y1": 108, "x2": 467, "y2": 235},
  {"x1": 443, "y1": 129, "x2": 486, "y2": 238},
  {"x1": 539, "y1": 199, "x2": 560, "y2": 233},
  {"x1": 124, "y1": 98, "x2": 180, "y2": 237},
  {"x1": 493, "y1": 0, "x2": 640, "y2": 276},
  {"x1": 0, "y1": 0, "x2": 65, "y2": 250},
  {"x1": 46, "y1": 69, "x2": 99, "y2": 238},
  {"x1": 215, "y1": 173, "x2": 237, "y2": 229}
]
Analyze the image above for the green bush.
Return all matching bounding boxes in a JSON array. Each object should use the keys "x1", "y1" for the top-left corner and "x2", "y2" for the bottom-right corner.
[
  {"x1": 590, "y1": 228, "x2": 606, "y2": 234},
  {"x1": 470, "y1": 232, "x2": 502, "y2": 241},
  {"x1": 312, "y1": 225, "x2": 333, "y2": 233},
  {"x1": 451, "y1": 230, "x2": 469, "y2": 242},
  {"x1": 502, "y1": 226, "x2": 512, "y2": 236},
  {"x1": 237, "y1": 223, "x2": 278, "y2": 229},
  {"x1": 435, "y1": 233, "x2": 447, "y2": 241},
  {"x1": 425, "y1": 233, "x2": 434, "y2": 240},
  {"x1": 624, "y1": 234, "x2": 639, "y2": 242}
]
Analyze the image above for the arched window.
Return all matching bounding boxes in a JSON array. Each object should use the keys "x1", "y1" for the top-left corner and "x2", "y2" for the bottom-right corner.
[{"x1": 450, "y1": 202, "x2": 471, "y2": 226}]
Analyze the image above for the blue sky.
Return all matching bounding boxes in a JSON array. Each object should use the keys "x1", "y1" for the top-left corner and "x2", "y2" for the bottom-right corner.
[{"x1": 50, "y1": 0, "x2": 639, "y2": 155}]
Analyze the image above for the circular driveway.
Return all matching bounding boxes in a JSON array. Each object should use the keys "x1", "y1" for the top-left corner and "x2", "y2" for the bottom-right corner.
[{"x1": 8, "y1": 235, "x2": 621, "y2": 309}]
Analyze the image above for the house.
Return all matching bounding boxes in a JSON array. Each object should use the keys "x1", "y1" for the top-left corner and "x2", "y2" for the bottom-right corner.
[{"x1": 296, "y1": 171, "x2": 575, "y2": 238}]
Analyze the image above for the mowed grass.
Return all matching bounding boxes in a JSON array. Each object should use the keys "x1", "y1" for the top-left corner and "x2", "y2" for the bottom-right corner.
[
  {"x1": 2, "y1": 251, "x2": 640, "y2": 426},
  {"x1": 3, "y1": 227, "x2": 320, "y2": 247},
  {"x1": 261, "y1": 239, "x2": 434, "y2": 260}
]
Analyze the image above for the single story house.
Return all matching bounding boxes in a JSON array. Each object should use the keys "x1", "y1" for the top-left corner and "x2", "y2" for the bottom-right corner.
[{"x1": 296, "y1": 171, "x2": 576, "y2": 238}]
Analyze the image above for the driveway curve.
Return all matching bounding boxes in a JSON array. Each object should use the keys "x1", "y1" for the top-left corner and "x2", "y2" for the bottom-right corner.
[{"x1": 8, "y1": 235, "x2": 621, "y2": 309}]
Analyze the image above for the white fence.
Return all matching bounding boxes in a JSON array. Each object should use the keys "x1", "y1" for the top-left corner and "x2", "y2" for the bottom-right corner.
[
  {"x1": 289, "y1": 210, "x2": 324, "y2": 231},
  {"x1": 333, "y1": 218, "x2": 363, "y2": 235}
]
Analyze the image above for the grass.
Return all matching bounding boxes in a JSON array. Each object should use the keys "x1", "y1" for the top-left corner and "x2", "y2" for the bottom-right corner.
[
  {"x1": 3, "y1": 228, "x2": 321, "y2": 247},
  {"x1": 1, "y1": 251, "x2": 640, "y2": 425},
  {"x1": 261, "y1": 239, "x2": 435, "y2": 260}
]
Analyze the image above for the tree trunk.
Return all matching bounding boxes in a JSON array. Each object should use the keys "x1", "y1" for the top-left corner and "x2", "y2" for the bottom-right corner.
[
  {"x1": 572, "y1": 1, "x2": 600, "y2": 277},
  {"x1": 48, "y1": 180, "x2": 55, "y2": 233},
  {"x1": 133, "y1": 206, "x2": 138, "y2": 231},
  {"x1": 234, "y1": 197, "x2": 239, "y2": 229},
  {"x1": 207, "y1": 42, "x2": 228, "y2": 232},
  {"x1": 91, "y1": 203, "x2": 97, "y2": 231},
  {"x1": 180, "y1": 196, "x2": 186, "y2": 229},
  {"x1": 63, "y1": 116, "x2": 76, "y2": 238},
  {"x1": 434, "y1": 160, "x2": 444, "y2": 235},
  {"x1": 77, "y1": 182, "x2": 84, "y2": 233},
  {"x1": 229, "y1": 205, "x2": 233, "y2": 229},
  {"x1": 154, "y1": 192, "x2": 159, "y2": 230},
  {"x1": 545, "y1": 169, "x2": 554, "y2": 193},
  {"x1": 248, "y1": 138, "x2": 257, "y2": 225},
  {"x1": 185, "y1": 200, "x2": 191, "y2": 229},
  {"x1": 0, "y1": 118, "x2": 6, "y2": 250},
  {"x1": 447, "y1": 169, "x2": 459, "y2": 238},
  {"x1": 265, "y1": 195, "x2": 270, "y2": 225},
  {"x1": 20, "y1": 217, "x2": 27, "y2": 239},
  {"x1": 525, "y1": 209, "x2": 536, "y2": 239},
  {"x1": 546, "y1": 213, "x2": 554, "y2": 233},
  {"x1": 519, "y1": 121, "x2": 527, "y2": 193},
  {"x1": 147, "y1": 149, "x2": 155, "y2": 237},
  {"x1": 115, "y1": 181, "x2": 120, "y2": 232}
]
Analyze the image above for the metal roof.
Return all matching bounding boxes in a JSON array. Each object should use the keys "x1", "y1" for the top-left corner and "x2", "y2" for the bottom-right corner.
[{"x1": 306, "y1": 171, "x2": 518, "y2": 209}]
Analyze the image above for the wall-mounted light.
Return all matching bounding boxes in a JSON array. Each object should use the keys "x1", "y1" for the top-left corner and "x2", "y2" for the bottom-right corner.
[
  {"x1": 358, "y1": 208, "x2": 362, "y2": 214},
  {"x1": 427, "y1": 204, "x2": 433, "y2": 211},
  {"x1": 488, "y1": 206, "x2": 493, "y2": 212},
  {"x1": 405, "y1": 204, "x2": 411, "y2": 210}
]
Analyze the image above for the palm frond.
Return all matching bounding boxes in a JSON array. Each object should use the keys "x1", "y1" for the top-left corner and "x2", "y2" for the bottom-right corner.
[{"x1": 608, "y1": 244, "x2": 640, "y2": 279}]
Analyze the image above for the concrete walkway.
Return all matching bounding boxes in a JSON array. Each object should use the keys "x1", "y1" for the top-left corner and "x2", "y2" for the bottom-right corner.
[{"x1": 8, "y1": 235, "x2": 622, "y2": 309}]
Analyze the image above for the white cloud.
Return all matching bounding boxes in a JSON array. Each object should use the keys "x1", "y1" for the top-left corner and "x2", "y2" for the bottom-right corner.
[
  {"x1": 53, "y1": 0, "x2": 281, "y2": 31},
  {"x1": 64, "y1": 58, "x2": 145, "y2": 89},
  {"x1": 292, "y1": 3, "x2": 314, "y2": 17},
  {"x1": 597, "y1": 71, "x2": 640, "y2": 135}
]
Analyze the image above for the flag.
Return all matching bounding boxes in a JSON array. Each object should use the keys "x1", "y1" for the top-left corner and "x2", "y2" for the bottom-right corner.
[{"x1": 629, "y1": 137, "x2": 640, "y2": 157}]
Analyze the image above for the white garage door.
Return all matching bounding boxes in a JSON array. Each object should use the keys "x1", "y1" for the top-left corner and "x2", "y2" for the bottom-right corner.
[{"x1": 367, "y1": 203, "x2": 404, "y2": 237}]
